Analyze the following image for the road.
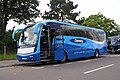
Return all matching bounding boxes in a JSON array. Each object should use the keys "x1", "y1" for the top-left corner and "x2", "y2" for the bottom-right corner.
[{"x1": 0, "y1": 54, "x2": 120, "y2": 80}]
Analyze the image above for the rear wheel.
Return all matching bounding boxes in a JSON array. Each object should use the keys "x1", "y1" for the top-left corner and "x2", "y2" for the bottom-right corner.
[{"x1": 95, "y1": 50, "x2": 100, "y2": 58}]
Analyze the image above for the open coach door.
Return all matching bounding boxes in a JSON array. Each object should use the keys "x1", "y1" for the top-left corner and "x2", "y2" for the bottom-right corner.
[
  {"x1": 40, "y1": 25, "x2": 53, "y2": 61},
  {"x1": 39, "y1": 23, "x2": 66, "y2": 62},
  {"x1": 53, "y1": 27, "x2": 66, "y2": 61}
]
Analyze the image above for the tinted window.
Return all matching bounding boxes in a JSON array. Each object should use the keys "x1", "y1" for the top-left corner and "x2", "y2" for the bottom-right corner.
[
  {"x1": 61, "y1": 26, "x2": 88, "y2": 37},
  {"x1": 56, "y1": 25, "x2": 105, "y2": 42}
]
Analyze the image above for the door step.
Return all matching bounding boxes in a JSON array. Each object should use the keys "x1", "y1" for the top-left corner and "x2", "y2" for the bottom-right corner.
[{"x1": 41, "y1": 59, "x2": 52, "y2": 62}]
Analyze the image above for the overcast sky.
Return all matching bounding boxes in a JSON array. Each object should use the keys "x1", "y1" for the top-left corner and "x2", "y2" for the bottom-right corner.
[{"x1": 7, "y1": 0, "x2": 120, "y2": 30}]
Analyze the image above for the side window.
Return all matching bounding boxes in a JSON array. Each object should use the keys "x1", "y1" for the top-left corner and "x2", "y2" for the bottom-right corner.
[
  {"x1": 97, "y1": 31, "x2": 105, "y2": 42},
  {"x1": 91, "y1": 30, "x2": 99, "y2": 41},
  {"x1": 85, "y1": 30, "x2": 93, "y2": 40},
  {"x1": 60, "y1": 25, "x2": 105, "y2": 42}
]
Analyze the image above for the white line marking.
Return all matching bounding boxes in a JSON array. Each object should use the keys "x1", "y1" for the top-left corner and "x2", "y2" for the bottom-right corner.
[
  {"x1": 78, "y1": 60, "x2": 91, "y2": 63},
  {"x1": 84, "y1": 64, "x2": 114, "y2": 74},
  {"x1": 82, "y1": 60, "x2": 91, "y2": 62},
  {"x1": 66, "y1": 63, "x2": 73, "y2": 64},
  {"x1": 53, "y1": 65, "x2": 60, "y2": 67},
  {"x1": 93, "y1": 59, "x2": 98, "y2": 61},
  {"x1": 99, "y1": 58, "x2": 104, "y2": 59},
  {"x1": 32, "y1": 67, "x2": 44, "y2": 70}
]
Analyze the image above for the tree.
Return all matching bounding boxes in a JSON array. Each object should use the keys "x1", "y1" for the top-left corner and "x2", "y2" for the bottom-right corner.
[
  {"x1": 78, "y1": 13, "x2": 119, "y2": 37},
  {"x1": 0, "y1": 30, "x2": 16, "y2": 53},
  {"x1": 42, "y1": 0, "x2": 80, "y2": 22},
  {"x1": 0, "y1": 0, "x2": 3, "y2": 42},
  {"x1": 0, "y1": 0, "x2": 40, "y2": 34},
  {"x1": 0, "y1": 0, "x2": 40, "y2": 53}
]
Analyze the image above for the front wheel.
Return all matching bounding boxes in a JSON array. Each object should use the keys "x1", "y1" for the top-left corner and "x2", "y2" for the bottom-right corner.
[
  {"x1": 61, "y1": 53, "x2": 67, "y2": 62},
  {"x1": 95, "y1": 50, "x2": 100, "y2": 58}
]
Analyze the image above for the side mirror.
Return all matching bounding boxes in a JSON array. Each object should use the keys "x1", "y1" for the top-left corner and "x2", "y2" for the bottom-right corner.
[{"x1": 12, "y1": 28, "x2": 23, "y2": 41}]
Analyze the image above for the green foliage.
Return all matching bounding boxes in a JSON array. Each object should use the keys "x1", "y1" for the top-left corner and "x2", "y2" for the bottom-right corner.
[
  {"x1": 0, "y1": 0, "x2": 3, "y2": 37},
  {"x1": 0, "y1": 30, "x2": 16, "y2": 54},
  {"x1": 0, "y1": 53, "x2": 16, "y2": 60},
  {"x1": 78, "y1": 13, "x2": 120, "y2": 37},
  {"x1": 0, "y1": 0, "x2": 40, "y2": 53},
  {"x1": 0, "y1": 0, "x2": 40, "y2": 33},
  {"x1": 42, "y1": 0, "x2": 80, "y2": 22},
  {"x1": 6, "y1": 0, "x2": 40, "y2": 24}
]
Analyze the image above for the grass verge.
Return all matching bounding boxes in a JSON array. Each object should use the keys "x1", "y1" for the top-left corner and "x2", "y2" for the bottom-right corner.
[{"x1": 0, "y1": 53, "x2": 16, "y2": 61}]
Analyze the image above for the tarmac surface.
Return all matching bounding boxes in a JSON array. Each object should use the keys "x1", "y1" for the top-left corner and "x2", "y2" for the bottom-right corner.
[{"x1": 0, "y1": 60, "x2": 24, "y2": 68}]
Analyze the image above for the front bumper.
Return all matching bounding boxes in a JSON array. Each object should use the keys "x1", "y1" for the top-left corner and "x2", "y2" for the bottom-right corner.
[
  {"x1": 17, "y1": 52, "x2": 40, "y2": 62},
  {"x1": 108, "y1": 48, "x2": 120, "y2": 53}
]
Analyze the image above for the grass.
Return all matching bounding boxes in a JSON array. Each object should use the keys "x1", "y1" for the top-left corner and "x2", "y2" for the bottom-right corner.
[{"x1": 0, "y1": 53, "x2": 17, "y2": 61}]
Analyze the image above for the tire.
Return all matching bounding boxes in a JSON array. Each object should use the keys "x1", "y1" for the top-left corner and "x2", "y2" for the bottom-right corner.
[
  {"x1": 95, "y1": 50, "x2": 100, "y2": 58},
  {"x1": 61, "y1": 53, "x2": 67, "y2": 62}
]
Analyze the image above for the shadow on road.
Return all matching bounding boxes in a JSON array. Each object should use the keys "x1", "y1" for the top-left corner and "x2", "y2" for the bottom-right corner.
[{"x1": 12, "y1": 56, "x2": 105, "y2": 67}]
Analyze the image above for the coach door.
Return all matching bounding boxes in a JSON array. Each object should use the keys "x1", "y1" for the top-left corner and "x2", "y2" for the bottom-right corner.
[
  {"x1": 54, "y1": 28, "x2": 64, "y2": 49},
  {"x1": 53, "y1": 28, "x2": 65, "y2": 60}
]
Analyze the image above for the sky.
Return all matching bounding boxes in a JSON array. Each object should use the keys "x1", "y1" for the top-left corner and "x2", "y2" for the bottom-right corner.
[{"x1": 7, "y1": 0, "x2": 120, "y2": 30}]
